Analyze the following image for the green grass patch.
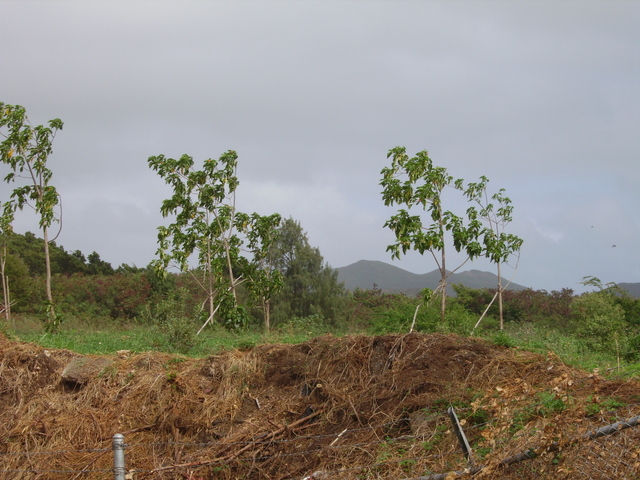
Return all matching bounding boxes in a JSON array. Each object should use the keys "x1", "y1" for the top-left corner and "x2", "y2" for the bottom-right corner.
[
  {"x1": 491, "y1": 323, "x2": 632, "y2": 375},
  {"x1": 5, "y1": 314, "x2": 334, "y2": 356},
  {"x1": 585, "y1": 395, "x2": 627, "y2": 416},
  {"x1": 4, "y1": 313, "x2": 639, "y2": 381}
]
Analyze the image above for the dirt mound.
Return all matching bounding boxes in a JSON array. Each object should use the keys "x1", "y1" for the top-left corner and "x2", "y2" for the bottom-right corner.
[{"x1": 0, "y1": 332, "x2": 638, "y2": 479}]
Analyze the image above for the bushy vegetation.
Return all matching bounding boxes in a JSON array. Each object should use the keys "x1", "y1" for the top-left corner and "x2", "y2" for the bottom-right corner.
[
  {"x1": 453, "y1": 284, "x2": 574, "y2": 327},
  {"x1": 1, "y1": 233, "x2": 149, "y2": 320},
  {"x1": 1, "y1": 231, "x2": 639, "y2": 376},
  {"x1": 1, "y1": 228, "x2": 349, "y2": 344},
  {"x1": 345, "y1": 282, "x2": 639, "y2": 374}
]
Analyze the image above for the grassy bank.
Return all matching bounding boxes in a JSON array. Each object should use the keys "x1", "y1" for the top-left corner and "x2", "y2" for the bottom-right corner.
[
  {"x1": 2, "y1": 314, "x2": 337, "y2": 357},
  {"x1": 3, "y1": 313, "x2": 638, "y2": 380}
]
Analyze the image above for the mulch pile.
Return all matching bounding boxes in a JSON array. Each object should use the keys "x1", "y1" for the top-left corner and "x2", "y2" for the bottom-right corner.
[{"x1": 0, "y1": 332, "x2": 638, "y2": 479}]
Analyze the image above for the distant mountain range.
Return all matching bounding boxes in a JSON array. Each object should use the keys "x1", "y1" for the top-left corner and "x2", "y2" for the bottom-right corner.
[
  {"x1": 618, "y1": 283, "x2": 640, "y2": 298},
  {"x1": 336, "y1": 260, "x2": 527, "y2": 297},
  {"x1": 336, "y1": 260, "x2": 640, "y2": 298}
]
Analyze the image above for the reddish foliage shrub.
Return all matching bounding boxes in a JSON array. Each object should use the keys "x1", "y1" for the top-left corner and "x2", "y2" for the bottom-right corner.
[
  {"x1": 453, "y1": 285, "x2": 575, "y2": 327},
  {"x1": 52, "y1": 273, "x2": 152, "y2": 320}
]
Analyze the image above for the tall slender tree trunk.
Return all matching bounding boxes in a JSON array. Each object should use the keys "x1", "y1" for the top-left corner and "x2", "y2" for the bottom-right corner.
[
  {"x1": 5, "y1": 280, "x2": 10, "y2": 326},
  {"x1": 42, "y1": 226, "x2": 55, "y2": 321},
  {"x1": 1, "y1": 243, "x2": 10, "y2": 321},
  {"x1": 264, "y1": 297, "x2": 271, "y2": 333},
  {"x1": 439, "y1": 213, "x2": 447, "y2": 322},
  {"x1": 224, "y1": 237, "x2": 238, "y2": 303},
  {"x1": 497, "y1": 262, "x2": 504, "y2": 330},
  {"x1": 437, "y1": 246, "x2": 447, "y2": 322},
  {"x1": 206, "y1": 239, "x2": 215, "y2": 320},
  {"x1": 439, "y1": 282, "x2": 446, "y2": 322}
]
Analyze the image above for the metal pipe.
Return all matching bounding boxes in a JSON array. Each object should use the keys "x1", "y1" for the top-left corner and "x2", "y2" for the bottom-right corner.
[{"x1": 113, "y1": 433, "x2": 126, "y2": 480}]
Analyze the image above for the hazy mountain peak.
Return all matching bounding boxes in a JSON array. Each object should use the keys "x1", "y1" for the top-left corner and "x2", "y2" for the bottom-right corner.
[{"x1": 337, "y1": 260, "x2": 527, "y2": 297}]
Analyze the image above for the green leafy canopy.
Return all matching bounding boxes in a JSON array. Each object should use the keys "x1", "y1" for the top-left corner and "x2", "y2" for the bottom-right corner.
[
  {"x1": 380, "y1": 146, "x2": 523, "y2": 323},
  {"x1": 148, "y1": 151, "x2": 282, "y2": 332}
]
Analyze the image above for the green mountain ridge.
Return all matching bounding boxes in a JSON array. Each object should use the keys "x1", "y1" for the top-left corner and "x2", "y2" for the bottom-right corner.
[
  {"x1": 337, "y1": 259, "x2": 528, "y2": 297},
  {"x1": 618, "y1": 282, "x2": 640, "y2": 298},
  {"x1": 337, "y1": 260, "x2": 640, "y2": 298}
]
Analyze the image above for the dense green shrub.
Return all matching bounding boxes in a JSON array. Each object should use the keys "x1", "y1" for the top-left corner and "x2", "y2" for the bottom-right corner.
[
  {"x1": 347, "y1": 288, "x2": 397, "y2": 328},
  {"x1": 1, "y1": 253, "x2": 34, "y2": 312},
  {"x1": 140, "y1": 288, "x2": 198, "y2": 353},
  {"x1": 366, "y1": 294, "x2": 432, "y2": 334},
  {"x1": 437, "y1": 302, "x2": 479, "y2": 336},
  {"x1": 276, "y1": 314, "x2": 327, "y2": 336},
  {"x1": 347, "y1": 286, "x2": 499, "y2": 336},
  {"x1": 623, "y1": 333, "x2": 640, "y2": 362},
  {"x1": 615, "y1": 295, "x2": 640, "y2": 327},
  {"x1": 570, "y1": 292, "x2": 627, "y2": 352}
]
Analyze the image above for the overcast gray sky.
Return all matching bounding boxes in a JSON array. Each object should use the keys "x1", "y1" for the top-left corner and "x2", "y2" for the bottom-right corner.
[{"x1": 2, "y1": 0, "x2": 639, "y2": 293}]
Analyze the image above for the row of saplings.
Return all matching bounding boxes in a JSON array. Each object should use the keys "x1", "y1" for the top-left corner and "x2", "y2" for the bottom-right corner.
[{"x1": 6, "y1": 265, "x2": 639, "y2": 364}]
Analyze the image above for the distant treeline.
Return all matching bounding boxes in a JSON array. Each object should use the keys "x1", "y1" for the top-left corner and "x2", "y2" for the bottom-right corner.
[
  {"x1": 5, "y1": 231, "x2": 135, "y2": 277},
  {"x1": 1, "y1": 222, "x2": 348, "y2": 328}
]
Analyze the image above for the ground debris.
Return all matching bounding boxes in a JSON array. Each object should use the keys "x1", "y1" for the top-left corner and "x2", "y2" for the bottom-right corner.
[{"x1": 0, "y1": 332, "x2": 638, "y2": 479}]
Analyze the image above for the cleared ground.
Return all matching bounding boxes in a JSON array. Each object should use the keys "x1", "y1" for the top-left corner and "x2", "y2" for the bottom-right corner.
[{"x1": 0, "y1": 332, "x2": 638, "y2": 479}]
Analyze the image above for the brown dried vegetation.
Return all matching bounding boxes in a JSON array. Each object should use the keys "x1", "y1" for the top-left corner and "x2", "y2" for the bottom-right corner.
[{"x1": 0, "y1": 332, "x2": 638, "y2": 479}]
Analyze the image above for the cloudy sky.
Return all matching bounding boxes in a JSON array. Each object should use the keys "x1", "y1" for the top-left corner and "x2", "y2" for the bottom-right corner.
[{"x1": 2, "y1": 0, "x2": 639, "y2": 293}]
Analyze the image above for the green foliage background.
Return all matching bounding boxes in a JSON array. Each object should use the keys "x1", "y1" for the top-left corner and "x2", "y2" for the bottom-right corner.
[{"x1": 2, "y1": 229, "x2": 639, "y2": 376}]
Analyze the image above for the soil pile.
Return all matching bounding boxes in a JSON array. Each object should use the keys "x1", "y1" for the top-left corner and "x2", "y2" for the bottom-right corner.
[{"x1": 0, "y1": 332, "x2": 638, "y2": 479}]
